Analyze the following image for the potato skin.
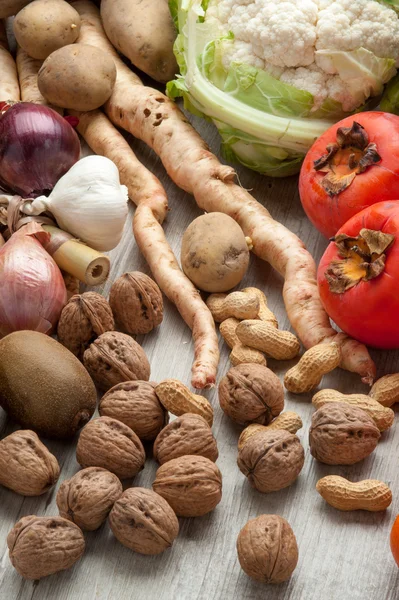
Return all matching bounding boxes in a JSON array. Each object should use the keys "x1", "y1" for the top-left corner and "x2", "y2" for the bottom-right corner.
[
  {"x1": 38, "y1": 43, "x2": 116, "y2": 110},
  {"x1": 181, "y1": 212, "x2": 250, "y2": 292},
  {"x1": 13, "y1": 0, "x2": 81, "y2": 60},
  {"x1": 0, "y1": 0, "x2": 31, "y2": 19},
  {"x1": 101, "y1": 0, "x2": 178, "y2": 84}
]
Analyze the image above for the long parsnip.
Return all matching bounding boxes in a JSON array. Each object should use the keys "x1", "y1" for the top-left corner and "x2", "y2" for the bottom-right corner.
[
  {"x1": 70, "y1": 108, "x2": 219, "y2": 388},
  {"x1": 0, "y1": 19, "x2": 20, "y2": 102},
  {"x1": 73, "y1": 0, "x2": 376, "y2": 383}
]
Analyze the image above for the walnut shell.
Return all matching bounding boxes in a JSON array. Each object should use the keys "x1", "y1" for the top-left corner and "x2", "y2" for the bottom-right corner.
[
  {"x1": 218, "y1": 364, "x2": 284, "y2": 426},
  {"x1": 153, "y1": 455, "x2": 222, "y2": 517},
  {"x1": 309, "y1": 403, "x2": 380, "y2": 465},
  {"x1": 7, "y1": 516, "x2": 85, "y2": 580},
  {"x1": 76, "y1": 416, "x2": 146, "y2": 479},
  {"x1": 0, "y1": 430, "x2": 60, "y2": 496},
  {"x1": 237, "y1": 515, "x2": 298, "y2": 583},
  {"x1": 57, "y1": 292, "x2": 114, "y2": 359},
  {"x1": 109, "y1": 271, "x2": 163, "y2": 335},
  {"x1": 99, "y1": 380, "x2": 168, "y2": 441},
  {"x1": 153, "y1": 413, "x2": 218, "y2": 465},
  {"x1": 237, "y1": 429, "x2": 304, "y2": 493},
  {"x1": 83, "y1": 331, "x2": 150, "y2": 391},
  {"x1": 56, "y1": 467, "x2": 123, "y2": 531},
  {"x1": 109, "y1": 488, "x2": 179, "y2": 555}
]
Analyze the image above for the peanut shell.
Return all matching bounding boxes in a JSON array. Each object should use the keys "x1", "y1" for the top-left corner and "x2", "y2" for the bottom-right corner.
[
  {"x1": 155, "y1": 379, "x2": 213, "y2": 426},
  {"x1": 76, "y1": 416, "x2": 146, "y2": 479},
  {"x1": 309, "y1": 403, "x2": 380, "y2": 465},
  {"x1": 109, "y1": 487, "x2": 179, "y2": 555},
  {"x1": 153, "y1": 455, "x2": 222, "y2": 517},
  {"x1": 237, "y1": 515, "x2": 298, "y2": 583},
  {"x1": 8, "y1": 516, "x2": 85, "y2": 580},
  {"x1": 83, "y1": 331, "x2": 150, "y2": 391},
  {"x1": 0, "y1": 430, "x2": 59, "y2": 496},
  {"x1": 237, "y1": 412, "x2": 303, "y2": 450},
  {"x1": 57, "y1": 467, "x2": 123, "y2": 530},
  {"x1": 237, "y1": 429, "x2": 304, "y2": 493},
  {"x1": 316, "y1": 475, "x2": 392, "y2": 512},
  {"x1": 153, "y1": 413, "x2": 218, "y2": 465}
]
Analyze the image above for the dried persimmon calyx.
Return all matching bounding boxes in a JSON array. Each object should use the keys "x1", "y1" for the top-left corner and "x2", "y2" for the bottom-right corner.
[
  {"x1": 325, "y1": 228, "x2": 395, "y2": 293},
  {"x1": 314, "y1": 122, "x2": 381, "y2": 196}
]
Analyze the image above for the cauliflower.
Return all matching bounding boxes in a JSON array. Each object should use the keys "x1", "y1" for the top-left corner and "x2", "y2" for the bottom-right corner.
[
  {"x1": 168, "y1": 0, "x2": 399, "y2": 176},
  {"x1": 206, "y1": 0, "x2": 399, "y2": 110}
]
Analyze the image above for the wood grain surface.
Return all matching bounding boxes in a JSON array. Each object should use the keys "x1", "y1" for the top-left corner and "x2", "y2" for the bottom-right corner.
[{"x1": 0, "y1": 113, "x2": 399, "y2": 600}]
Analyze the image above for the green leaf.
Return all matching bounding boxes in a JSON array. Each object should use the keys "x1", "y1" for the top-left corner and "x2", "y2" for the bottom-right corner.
[
  {"x1": 169, "y1": 0, "x2": 179, "y2": 30},
  {"x1": 380, "y1": 73, "x2": 399, "y2": 114}
]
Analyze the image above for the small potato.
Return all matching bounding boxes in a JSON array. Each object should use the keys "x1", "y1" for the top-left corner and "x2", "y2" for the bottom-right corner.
[
  {"x1": 181, "y1": 212, "x2": 250, "y2": 293},
  {"x1": 14, "y1": 0, "x2": 81, "y2": 60},
  {"x1": 0, "y1": 0, "x2": 31, "y2": 18},
  {"x1": 38, "y1": 43, "x2": 116, "y2": 111},
  {"x1": 101, "y1": 0, "x2": 178, "y2": 84}
]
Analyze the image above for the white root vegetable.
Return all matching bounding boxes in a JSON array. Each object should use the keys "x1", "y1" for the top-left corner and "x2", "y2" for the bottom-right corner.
[{"x1": 0, "y1": 19, "x2": 20, "y2": 102}]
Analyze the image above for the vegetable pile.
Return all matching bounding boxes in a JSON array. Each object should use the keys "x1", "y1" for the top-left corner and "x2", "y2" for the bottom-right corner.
[{"x1": 1, "y1": 0, "x2": 399, "y2": 591}]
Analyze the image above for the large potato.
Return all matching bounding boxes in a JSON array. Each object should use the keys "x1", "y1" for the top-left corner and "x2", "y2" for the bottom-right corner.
[
  {"x1": 14, "y1": 0, "x2": 81, "y2": 60},
  {"x1": 181, "y1": 212, "x2": 250, "y2": 293},
  {"x1": 101, "y1": 0, "x2": 178, "y2": 84},
  {"x1": 38, "y1": 43, "x2": 116, "y2": 110},
  {"x1": 0, "y1": 0, "x2": 31, "y2": 18}
]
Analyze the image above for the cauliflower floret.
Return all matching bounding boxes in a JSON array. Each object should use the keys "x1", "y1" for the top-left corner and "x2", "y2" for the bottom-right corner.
[
  {"x1": 316, "y1": 0, "x2": 399, "y2": 64},
  {"x1": 214, "y1": 0, "x2": 318, "y2": 68}
]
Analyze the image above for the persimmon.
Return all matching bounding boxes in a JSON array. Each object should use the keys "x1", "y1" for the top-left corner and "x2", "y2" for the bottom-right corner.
[
  {"x1": 391, "y1": 516, "x2": 399, "y2": 567},
  {"x1": 299, "y1": 113, "x2": 399, "y2": 238},
  {"x1": 318, "y1": 201, "x2": 399, "y2": 349}
]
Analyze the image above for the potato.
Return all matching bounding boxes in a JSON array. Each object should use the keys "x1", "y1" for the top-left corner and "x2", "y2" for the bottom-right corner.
[
  {"x1": 0, "y1": 0, "x2": 31, "y2": 18},
  {"x1": 38, "y1": 43, "x2": 116, "y2": 111},
  {"x1": 181, "y1": 213, "x2": 250, "y2": 293},
  {"x1": 14, "y1": 0, "x2": 81, "y2": 60},
  {"x1": 101, "y1": 0, "x2": 178, "y2": 84}
]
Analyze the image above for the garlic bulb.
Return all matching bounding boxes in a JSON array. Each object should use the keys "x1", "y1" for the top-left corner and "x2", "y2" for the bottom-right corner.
[{"x1": 22, "y1": 156, "x2": 129, "y2": 251}]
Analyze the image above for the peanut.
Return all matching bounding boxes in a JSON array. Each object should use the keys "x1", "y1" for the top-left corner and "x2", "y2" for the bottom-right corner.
[
  {"x1": 241, "y1": 287, "x2": 278, "y2": 328},
  {"x1": 236, "y1": 320, "x2": 300, "y2": 360},
  {"x1": 238, "y1": 412, "x2": 303, "y2": 450},
  {"x1": 284, "y1": 342, "x2": 341, "y2": 394},
  {"x1": 155, "y1": 379, "x2": 213, "y2": 426},
  {"x1": 206, "y1": 291, "x2": 259, "y2": 323},
  {"x1": 312, "y1": 389, "x2": 394, "y2": 432},
  {"x1": 219, "y1": 318, "x2": 266, "y2": 366},
  {"x1": 370, "y1": 373, "x2": 399, "y2": 407},
  {"x1": 316, "y1": 476, "x2": 392, "y2": 512}
]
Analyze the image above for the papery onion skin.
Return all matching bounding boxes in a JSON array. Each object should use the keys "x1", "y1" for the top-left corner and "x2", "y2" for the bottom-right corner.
[
  {"x1": 0, "y1": 223, "x2": 67, "y2": 338},
  {"x1": 0, "y1": 103, "x2": 80, "y2": 197}
]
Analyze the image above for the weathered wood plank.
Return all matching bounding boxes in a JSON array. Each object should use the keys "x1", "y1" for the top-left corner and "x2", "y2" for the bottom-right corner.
[{"x1": 0, "y1": 114, "x2": 398, "y2": 600}]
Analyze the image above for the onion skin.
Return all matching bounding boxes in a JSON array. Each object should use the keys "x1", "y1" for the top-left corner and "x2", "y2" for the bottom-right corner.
[
  {"x1": 0, "y1": 223, "x2": 67, "y2": 337},
  {"x1": 0, "y1": 103, "x2": 80, "y2": 197}
]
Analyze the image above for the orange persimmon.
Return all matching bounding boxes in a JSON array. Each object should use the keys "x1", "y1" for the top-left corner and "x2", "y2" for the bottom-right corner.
[{"x1": 391, "y1": 516, "x2": 399, "y2": 567}]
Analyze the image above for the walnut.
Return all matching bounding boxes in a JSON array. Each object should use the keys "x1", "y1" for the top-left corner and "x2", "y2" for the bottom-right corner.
[
  {"x1": 56, "y1": 467, "x2": 123, "y2": 531},
  {"x1": 7, "y1": 516, "x2": 85, "y2": 580},
  {"x1": 153, "y1": 413, "x2": 218, "y2": 465},
  {"x1": 237, "y1": 515, "x2": 298, "y2": 583},
  {"x1": 109, "y1": 488, "x2": 179, "y2": 555},
  {"x1": 218, "y1": 364, "x2": 284, "y2": 426},
  {"x1": 153, "y1": 455, "x2": 222, "y2": 517},
  {"x1": 76, "y1": 416, "x2": 146, "y2": 479},
  {"x1": 237, "y1": 429, "x2": 304, "y2": 493},
  {"x1": 99, "y1": 380, "x2": 168, "y2": 441},
  {"x1": 0, "y1": 430, "x2": 60, "y2": 496},
  {"x1": 57, "y1": 292, "x2": 114, "y2": 359},
  {"x1": 109, "y1": 271, "x2": 163, "y2": 335},
  {"x1": 309, "y1": 403, "x2": 380, "y2": 465},
  {"x1": 83, "y1": 331, "x2": 150, "y2": 391}
]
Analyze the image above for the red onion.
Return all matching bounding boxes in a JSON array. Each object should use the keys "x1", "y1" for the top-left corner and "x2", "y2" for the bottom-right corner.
[
  {"x1": 0, "y1": 222, "x2": 67, "y2": 337},
  {"x1": 0, "y1": 102, "x2": 80, "y2": 197}
]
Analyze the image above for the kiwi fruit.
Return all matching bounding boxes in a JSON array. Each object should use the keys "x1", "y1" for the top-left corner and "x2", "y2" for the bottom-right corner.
[{"x1": 0, "y1": 331, "x2": 97, "y2": 438}]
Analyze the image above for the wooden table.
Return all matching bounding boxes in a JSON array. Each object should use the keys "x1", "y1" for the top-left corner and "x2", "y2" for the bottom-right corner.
[{"x1": 0, "y1": 112, "x2": 398, "y2": 600}]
